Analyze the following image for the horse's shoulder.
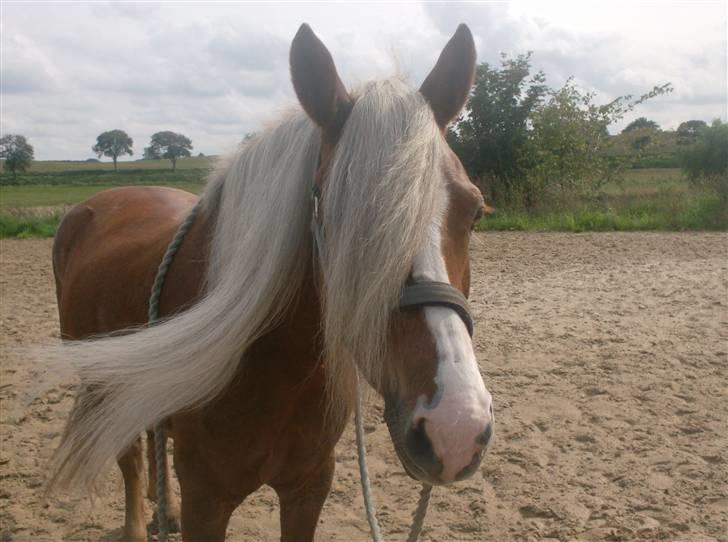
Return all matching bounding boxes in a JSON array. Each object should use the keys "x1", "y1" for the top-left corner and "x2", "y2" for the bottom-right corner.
[{"x1": 53, "y1": 186, "x2": 199, "y2": 286}]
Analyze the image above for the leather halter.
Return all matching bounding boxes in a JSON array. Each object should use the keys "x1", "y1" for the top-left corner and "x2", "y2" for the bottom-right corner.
[{"x1": 311, "y1": 184, "x2": 474, "y2": 337}]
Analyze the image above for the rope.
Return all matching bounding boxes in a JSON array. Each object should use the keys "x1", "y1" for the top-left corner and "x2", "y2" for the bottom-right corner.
[
  {"x1": 147, "y1": 200, "x2": 202, "y2": 542},
  {"x1": 406, "y1": 484, "x2": 433, "y2": 542},
  {"x1": 354, "y1": 374, "x2": 433, "y2": 542}
]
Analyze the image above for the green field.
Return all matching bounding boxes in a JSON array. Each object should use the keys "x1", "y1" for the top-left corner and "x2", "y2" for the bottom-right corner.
[
  {"x1": 477, "y1": 168, "x2": 726, "y2": 232},
  {"x1": 0, "y1": 164, "x2": 725, "y2": 237},
  {"x1": 0, "y1": 159, "x2": 212, "y2": 237},
  {"x1": 22, "y1": 156, "x2": 215, "y2": 173}
]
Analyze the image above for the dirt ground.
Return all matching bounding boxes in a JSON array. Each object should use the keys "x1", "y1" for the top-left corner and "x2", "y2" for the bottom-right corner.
[{"x1": 1, "y1": 232, "x2": 726, "y2": 542}]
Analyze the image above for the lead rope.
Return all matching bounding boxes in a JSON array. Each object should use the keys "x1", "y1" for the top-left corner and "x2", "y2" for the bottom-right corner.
[
  {"x1": 317, "y1": 177, "x2": 432, "y2": 541},
  {"x1": 148, "y1": 200, "x2": 203, "y2": 542},
  {"x1": 354, "y1": 374, "x2": 433, "y2": 542}
]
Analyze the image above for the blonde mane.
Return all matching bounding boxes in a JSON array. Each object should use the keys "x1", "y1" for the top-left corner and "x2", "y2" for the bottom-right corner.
[
  {"x1": 320, "y1": 78, "x2": 444, "y2": 406},
  {"x1": 45, "y1": 77, "x2": 445, "y2": 491}
]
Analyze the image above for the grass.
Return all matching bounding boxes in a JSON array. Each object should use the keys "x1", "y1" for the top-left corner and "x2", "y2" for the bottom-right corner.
[
  {"x1": 0, "y1": 208, "x2": 66, "y2": 238},
  {"x1": 478, "y1": 197, "x2": 727, "y2": 232},
  {"x1": 477, "y1": 169, "x2": 727, "y2": 232},
  {"x1": 0, "y1": 168, "x2": 209, "y2": 187},
  {"x1": 11, "y1": 156, "x2": 214, "y2": 173},
  {"x1": 1, "y1": 164, "x2": 725, "y2": 237},
  {"x1": 0, "y1": 160, "x2": 209, "y2": 237}
]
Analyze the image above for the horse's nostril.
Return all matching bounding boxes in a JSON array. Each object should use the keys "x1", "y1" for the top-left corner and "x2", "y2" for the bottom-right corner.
[
  {"x1": 406, "y1": 418, "x2": 435, "y2": 463},
  {"x1": 405, "y1": 418, "x2": 443, "y2": 478},
  {"x1": 476, "y1": 422, "x2": 494, "y2": 448}
]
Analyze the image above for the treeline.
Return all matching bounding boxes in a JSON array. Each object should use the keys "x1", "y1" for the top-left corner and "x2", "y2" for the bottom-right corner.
[
  {"x1": 0, "y1": 129, "x2": 195, "y2": 181},
  {"x1": 91, "y1": 130, "x2": 194, "y2": 171},
  {"x1": 447, "y1": 53, "x2": 727, "y2": 210}
]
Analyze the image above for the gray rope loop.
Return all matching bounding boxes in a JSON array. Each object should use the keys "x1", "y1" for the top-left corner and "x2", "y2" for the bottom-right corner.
[
  {"x1": 355, "y1": 374, "x2": 433, "y2": 542},
  {"x1": 148, "y1": 199, "x2": 202, "y2": 542}
]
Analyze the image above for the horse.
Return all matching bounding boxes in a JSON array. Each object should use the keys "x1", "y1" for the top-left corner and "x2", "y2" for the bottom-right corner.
[{"x1": 45, "y1": 23, "x2": 494, "y2": 541}]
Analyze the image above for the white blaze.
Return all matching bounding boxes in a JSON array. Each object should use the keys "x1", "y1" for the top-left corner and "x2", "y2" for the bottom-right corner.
[{"x1": 410, "y1": 186, "x2": 493, "y2": 483}]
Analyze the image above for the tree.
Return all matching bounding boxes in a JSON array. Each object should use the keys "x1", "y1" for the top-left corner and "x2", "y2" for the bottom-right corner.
[
  {"x1": 145, "y1": 131, "x2": 192, "y2": 171},
  {"x1": 0, "y1": 134, "x2": 34, "y2": 181},
  {"x1": 530, "y1": 83, "x2": 671, "y2": 202},
  {"x1": 525, "y1": 80, "x2": 617, "y2": 197},
  {"x1": 676, "y1": 120, "x2": 708, "y2": 145},
  {"x1": 622, "y1": 117, "x2": 660, "y2": 133},
  {"x1": 448, "y1": 52, "x2": 672, "y2": 209},
  {"x1": 92, "y1": 129, "x2": 133, "y2": 171},
  {"x1": 680, "y1": 119, "x2": 728, "y2": 205},
  {"x1": 446, "y1": 53, "x2": 548, "y2": 205}
]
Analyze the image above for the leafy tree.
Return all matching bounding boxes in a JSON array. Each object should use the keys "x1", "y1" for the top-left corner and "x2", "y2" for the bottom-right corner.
[
  {"x1": 145, "y1": 131, "x2": 193, "y2": 171},
  {"x1": 525, "y1": 80, "x2": 616, "y2": 198},
  {"x1": 676, "y1": 120, "x2": 708, "y2": 145},
  {"x1": 533, "y1": 84, "x2": 670, "y2": 200},
  {"x1": 622, "y1": 117, "x2": 660, "y2": 133},
  {"x1": 447, "y1": 53, "x2": 548, "y2": 206},
  {"x1": 92, "y1": 129, "x2": 133, "y2": 170},
  {"x1": 681, "y1": 119, "x2": 728, "y2": 205},
  {"x1": 448, "y1": 52, "x2": 672, "y2": 209},
  {"x1": 0, "y1": 134, "x2": 34, "y2": 181}
]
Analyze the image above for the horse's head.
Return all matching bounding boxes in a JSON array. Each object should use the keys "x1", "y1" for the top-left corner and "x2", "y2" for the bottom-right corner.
[{"x1": 290, "y1": 24, "x2": 493, "y2": 486}]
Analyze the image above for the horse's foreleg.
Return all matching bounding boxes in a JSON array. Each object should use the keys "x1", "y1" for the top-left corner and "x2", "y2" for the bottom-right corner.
[
  {"x1": 272, "y1": 452, "x2": 335, "y2": 542},
  {"x1": 146, "y1": 428, "x2": 182, "y2": 533},
  {"x1": 118, "y1": 436, "x2": 147, "y2": 542},
  {"x1": 177, "y1": 486, "x2": 236, "y2": 542}
]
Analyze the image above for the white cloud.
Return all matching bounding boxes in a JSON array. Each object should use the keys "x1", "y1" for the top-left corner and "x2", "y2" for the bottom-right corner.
[{"x1": 0, "y1": 1, "x2": 725, "y2": 159}]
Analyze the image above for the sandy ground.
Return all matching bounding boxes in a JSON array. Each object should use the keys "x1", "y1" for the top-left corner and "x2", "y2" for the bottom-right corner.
[{"x1": 1, "y1": 232, "x2": 726, "y2": 542}]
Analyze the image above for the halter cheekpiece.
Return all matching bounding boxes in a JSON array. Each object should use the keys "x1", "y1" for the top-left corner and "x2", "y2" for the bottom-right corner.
[{"x1": 310, "y1": 183, "x2": 474, "y2": 336}]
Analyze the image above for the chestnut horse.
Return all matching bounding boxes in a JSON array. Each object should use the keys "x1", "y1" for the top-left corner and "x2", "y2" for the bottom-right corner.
[{"x1": 47, "y1": 24, "x2": 494, "y2": 541}]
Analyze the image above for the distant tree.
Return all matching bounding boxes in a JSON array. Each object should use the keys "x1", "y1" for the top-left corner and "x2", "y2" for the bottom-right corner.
[
  {"x1": 622, "y1": 117, "x2": 660, "y2": 133},
  {"x1": 676, "y1": 120, "x2": 708, "y2": 145},
  {"x1": 0, "y1": 134, "x2": 34, "y2": 180},
  {"x1": 145, "y1": 131, "x2": 193, "y2": 171},
  {"x1": 631, "y1": 133, "x2": 653, "y2": 151},
  {"x1": 681, "y1": 119, "x2": 728, "y2": 205},
  {"x1": 92, "y1": 129, "x2": 133, "y2": 171}
]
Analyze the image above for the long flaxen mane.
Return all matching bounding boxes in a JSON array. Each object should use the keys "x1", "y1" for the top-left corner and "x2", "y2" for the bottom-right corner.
[{"x1": 44, "y1": 77, "x2": 445, "y2": 491}]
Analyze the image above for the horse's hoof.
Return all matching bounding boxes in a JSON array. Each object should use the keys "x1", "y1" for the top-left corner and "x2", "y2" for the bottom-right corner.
[{"x1": 150, "y1": 508, "x2": 182, "y2": 534}]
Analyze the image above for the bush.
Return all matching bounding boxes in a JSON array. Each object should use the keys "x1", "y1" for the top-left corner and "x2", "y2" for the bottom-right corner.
[
  {"x1": 448, "y1": 53, "x2": 672, "y2": 209},
  {"x1": 680, "y1": 119, "x2": 728, "y2": 205}
]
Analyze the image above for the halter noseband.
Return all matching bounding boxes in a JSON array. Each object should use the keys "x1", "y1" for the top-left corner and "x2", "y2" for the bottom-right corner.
[{"x1": 311, "y1": 184, "x2": 474, "y2": 336}]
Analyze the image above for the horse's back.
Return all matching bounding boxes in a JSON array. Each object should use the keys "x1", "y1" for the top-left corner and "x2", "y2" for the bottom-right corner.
[{"x1": 53, "y1": 186, "x2": 198, "y2": 338}]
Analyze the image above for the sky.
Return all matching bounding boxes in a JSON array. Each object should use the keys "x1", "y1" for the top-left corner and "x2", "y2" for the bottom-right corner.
[{"x1": 1, "y1": 1, "x2": 726, "y2": 161}]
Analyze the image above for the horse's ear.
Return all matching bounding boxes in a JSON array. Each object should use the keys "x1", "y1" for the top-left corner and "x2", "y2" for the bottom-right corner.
[
  {"x1": 290, "y1": 24, "x2": 351, "y2": 128},
  {"x1": 420, "y1": 24, "x2": 476, "y2": 129}
]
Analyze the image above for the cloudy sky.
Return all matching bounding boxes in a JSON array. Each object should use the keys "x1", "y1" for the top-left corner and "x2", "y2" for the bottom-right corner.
[{"x1": 1, "y1": 1, "x2": 726, "y2": 160}]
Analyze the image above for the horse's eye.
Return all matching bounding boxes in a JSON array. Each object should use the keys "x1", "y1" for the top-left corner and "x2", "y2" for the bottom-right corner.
[{"x1": 471, "y1": 208, "x2": 484, "y2": 230}]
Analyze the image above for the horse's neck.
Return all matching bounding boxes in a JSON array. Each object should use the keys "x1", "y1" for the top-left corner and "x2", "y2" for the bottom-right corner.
[{"x1": 161, "y1": 203, "x2": 325, "y2": 376}]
